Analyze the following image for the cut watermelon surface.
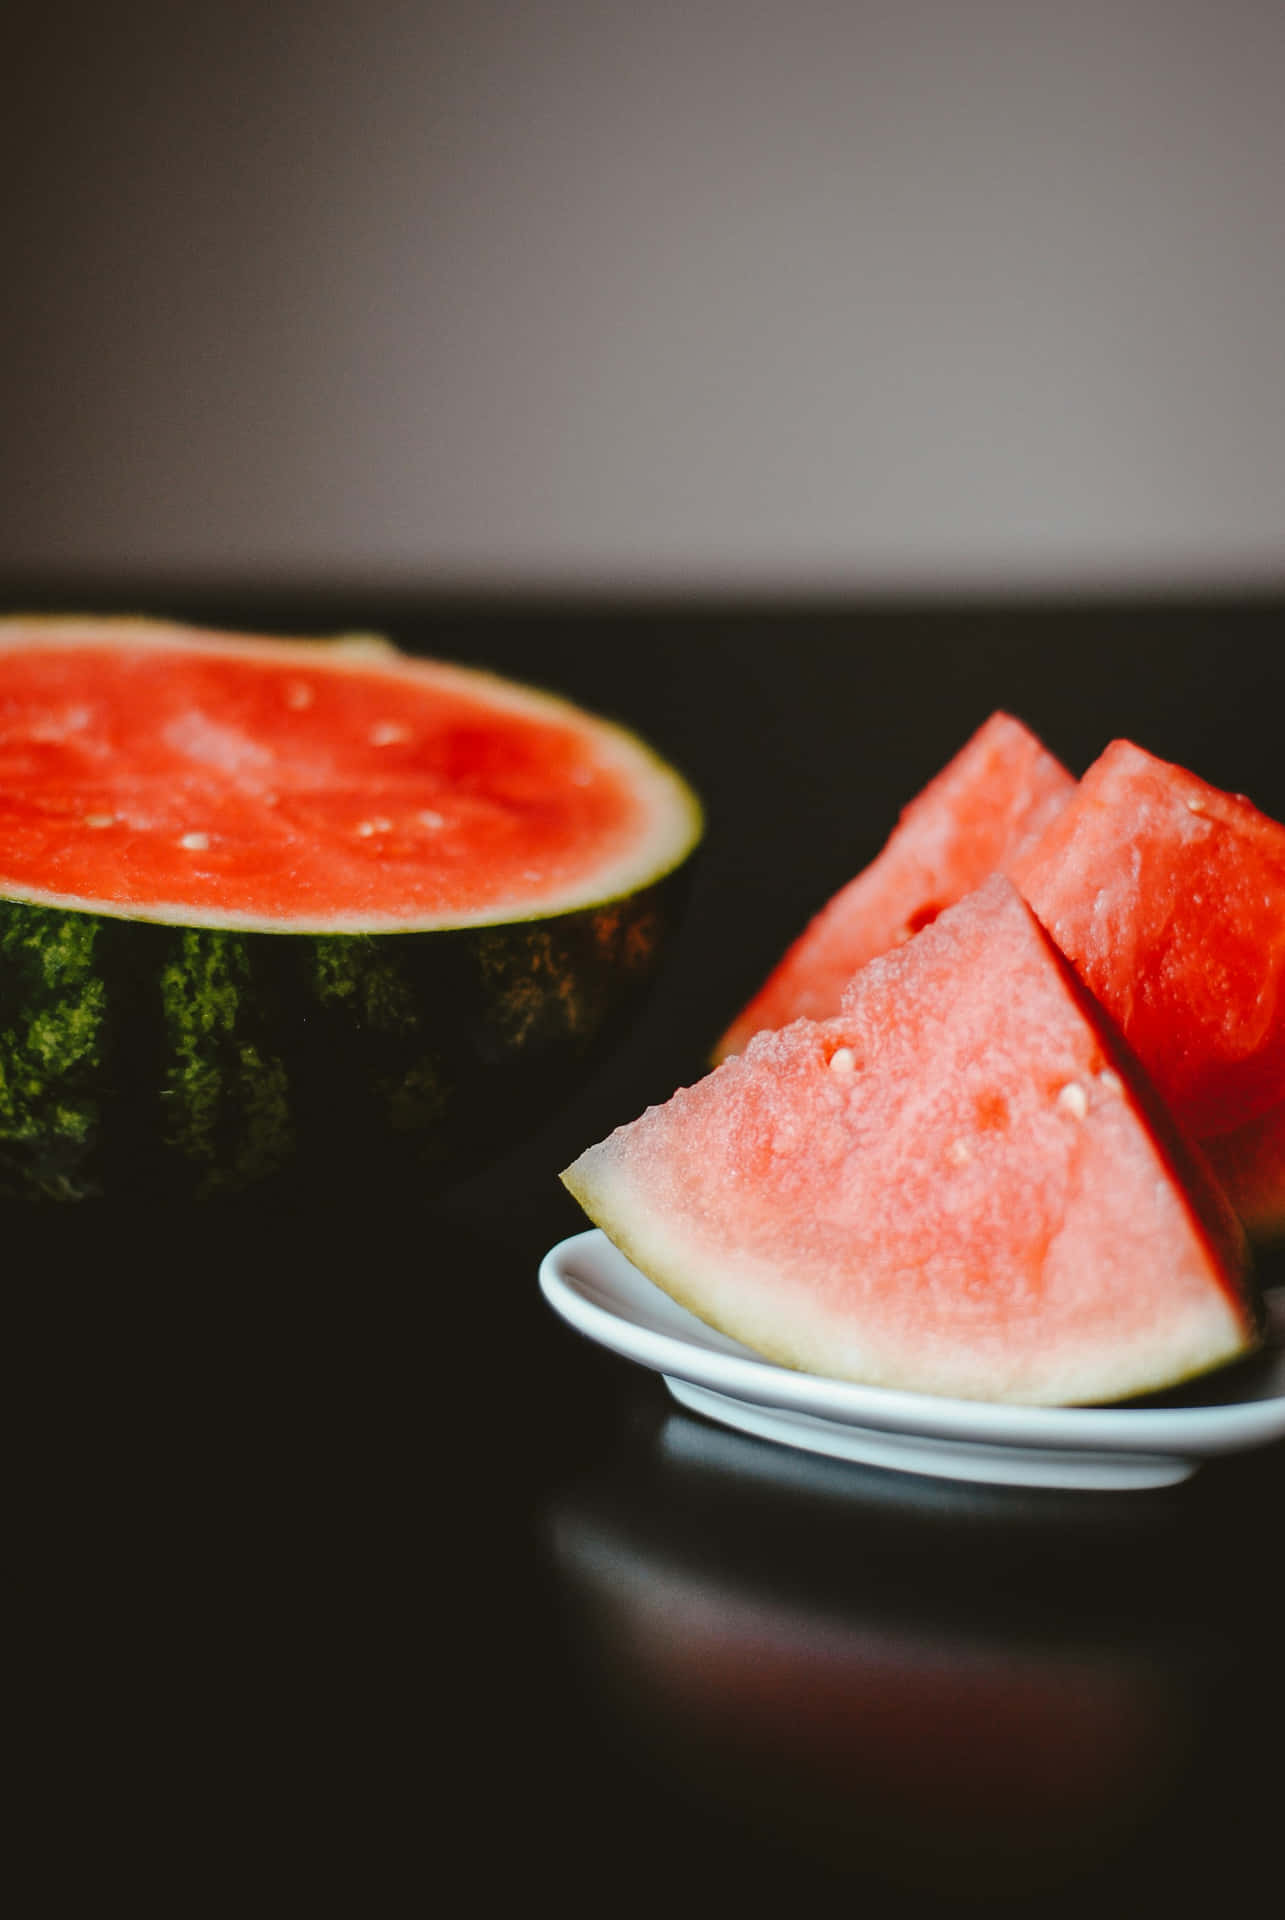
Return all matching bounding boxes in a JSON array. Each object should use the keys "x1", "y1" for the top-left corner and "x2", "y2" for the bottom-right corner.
[
  {"x1": 0, "y1": 616, "x2": 702, "y2": 1203},
  {"x1": 1010, "y1": 740, "x2": 1285, "y2": 1231},
  {"x1": 1204, "y1": 1101, "x2": 1285, "y2": 1242},
  {"x1": 714, "y1": 712, "x2": 1074, "y2": 1061},
  {"x1": 0, "y1": 617, "x2": 697, "y2": 930},
  {"x1": 564, "y1": 877, "x2": 1259, "y2": 1406}
]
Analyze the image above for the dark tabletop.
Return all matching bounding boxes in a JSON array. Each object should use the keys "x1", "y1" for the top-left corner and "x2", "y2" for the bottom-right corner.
[{"x1": 15, "y1": 587, "x2": 1284, "y2": 1915}]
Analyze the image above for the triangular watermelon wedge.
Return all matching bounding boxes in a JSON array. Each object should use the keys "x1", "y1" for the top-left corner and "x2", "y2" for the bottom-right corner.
[
  {"x1": 1010, "y1": 739, "x2": 1285, "y2": 1238},
  {"x1": 714, "y1": 712, "x2": 1074, "y2": 1062},
  {"x1": 564, "y1": 877, "x2": 1261, "y2": 1406}
]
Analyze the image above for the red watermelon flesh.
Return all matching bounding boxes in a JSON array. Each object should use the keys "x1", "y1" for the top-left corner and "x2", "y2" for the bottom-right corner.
[
  {"x1": 714, "y1": 712, "x2": 1074, "y2": 1061},
  {"x1": 1010, "y1": 741, "x2": 1285, "y2": 1149},
  {"x1": 1193, "y1": 1100, "x2": 1285, "y2": 1243},
  {"x1": 0, "y1": 618, "x2": 695, "y2": 930},
  {"x1": 564, "y1": 876, "x2": 1259, "y2": 1406}
]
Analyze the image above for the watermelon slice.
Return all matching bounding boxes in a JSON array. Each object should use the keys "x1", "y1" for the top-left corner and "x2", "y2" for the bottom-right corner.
[
  {"x1": 1204, "y1": 1101, "x2": 1285, "y2": 1242},
  {"x1": 714, "y1": 712, "x2": 1074, "y2": 1061},
  {"x1": 0, "y1": 615, "x2": 701, "y2": 1203},
  {"x1": 1010, "y1": 740, "x2": 1285, "y2": 1233},
  {"x1": 564, "y1": 877, "x2": 1260, "y2": 1406}
]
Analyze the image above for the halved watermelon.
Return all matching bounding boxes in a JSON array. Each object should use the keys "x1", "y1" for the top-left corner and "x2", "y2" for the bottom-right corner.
[
  {"x1": 1010, "y1": 740, "x2": 1285, "y2": 1235},
  {"x1": 0, "y1": 615, "x2": 701, "y2": 1203},
  {"x1": 714, "y1": 712, "x2": 1074, "y2": 1061},
  {"x1": 564, "y1": 877, "x2": 1260, "y2": 1406}
]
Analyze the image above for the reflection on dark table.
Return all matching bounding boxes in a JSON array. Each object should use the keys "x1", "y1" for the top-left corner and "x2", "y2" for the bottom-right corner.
[
  {"x1": 544, "y1": 1395, "x2": 1282, "y2": 1908},
  {"x1": 14, "y1": 587, "x2": 1285, "y2": 1912}
]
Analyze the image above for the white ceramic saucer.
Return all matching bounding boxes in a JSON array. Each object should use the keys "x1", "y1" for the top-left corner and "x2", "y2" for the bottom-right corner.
[{"x1": 539, "y1": 1229, "x2": 1285, "y2": 1490}]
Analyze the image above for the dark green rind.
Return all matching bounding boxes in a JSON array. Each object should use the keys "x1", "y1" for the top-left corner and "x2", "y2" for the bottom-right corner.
[
  {"x1": 0, "y1": 904, "x2": 107, "y2": 1202},
  {"x1": 0, "y1": 872, "x2": 688, "y2": 1208}
]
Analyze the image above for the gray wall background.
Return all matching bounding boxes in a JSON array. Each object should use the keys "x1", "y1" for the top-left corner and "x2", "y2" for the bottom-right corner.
[{"x1": 4, "y1": 1, "x2": 1283, "y2": 594}]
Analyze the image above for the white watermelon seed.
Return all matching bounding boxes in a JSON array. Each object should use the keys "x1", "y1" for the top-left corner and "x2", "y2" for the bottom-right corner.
[
  {"x1": 369, "y1": 721, "x2": 411, "y2": 746},
  {"x1": 83, "y1": 813, "x2": 115, "y2": 829},
  {"x1": 418, "y1": 810, "x2": 445, "y2": 830},
  {"x1": 827, "y1": 1047, "x2": 857, "y2": 1075},
  {"x1": 1097, "y1": 1068, "x2": 1124, "y2": 1096},
  {"x1": 356, "y1": 818, "x2": 392, "y2": 837},
  {"x1": 179, "y1": 832, "x2": 210, "y2": 852},
  {"x1": 1057, "y1": 1081, "x2": 1088, "y2": 1119},
  {"x1": 285, "y1": 681, "x2": 314, "y2": 710}
]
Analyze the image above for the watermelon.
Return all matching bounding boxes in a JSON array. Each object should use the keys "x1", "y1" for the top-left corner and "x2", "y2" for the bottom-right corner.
[
  {"x1": 1010, "y1": 740, "x2": 1285, "y2": 1236},
  {"x1": 713, "y1": 711, "x2": 1074, "y2": 1062},
  {"x1": 563, "y1": 876, "x2": 1260, "y2": 1406},
  {"x1": 1203, "y1": 1101, "x2": 1285, "y2": 1242},
  {"x1": 0, "y1": 615, "x2": 701, "y2": 1204}
]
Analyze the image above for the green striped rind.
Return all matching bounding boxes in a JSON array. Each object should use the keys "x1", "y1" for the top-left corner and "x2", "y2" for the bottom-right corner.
[
  {"x1": 0, "y1": 874, "x2": 686, "y2": 1206},
  {"x1": 158, "y1": 931, "x2": 295, "y2": 1195},
  {"x1": 0, "y1": 904, "x2": 108, "y2": 1202}
]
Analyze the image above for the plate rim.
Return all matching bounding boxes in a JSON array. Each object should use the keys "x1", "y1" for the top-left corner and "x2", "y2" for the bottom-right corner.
[{"x1": 539, "y1": 1228, "x2": 1285, "y2": 1461}]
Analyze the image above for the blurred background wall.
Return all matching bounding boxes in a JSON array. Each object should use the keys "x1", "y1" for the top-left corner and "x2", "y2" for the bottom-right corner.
[{"x1": 3, "y1": 0, "x2": 1283, "y2": 595}]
